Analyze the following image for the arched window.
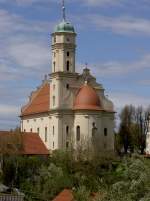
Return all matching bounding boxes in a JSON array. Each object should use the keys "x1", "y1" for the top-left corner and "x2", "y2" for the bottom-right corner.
[
  {"x1": 76, "y1": 126, "x2": 80, "y2": 141},
  {"x1": 104, "y1": 128, "x2": 107, "y2": 136},
  {"x1": 45, "y1": 127, "x2": 47, "y2": 142},
  {"x1": 30, "y1": 128, "x2": 32, "y2": 133},
  {"x1": 53, "y1": 62, "x2": 55, "y2": 72},
  {"x1": 24, "y1": 129, "x2": 26, "y2": 132},
  {"x1": 66, "y1": 126, "x2": 69, "y2": 135},
  {"x1": 67, "y1": 61, "x2": 69, "y2": 71},
  {"x1": 54, "y1": 36, "x2": 56, "y2": 43},
  {"x1": 53, "y1": 96, "x2": 55, "y2": 106},
  {"x1": 53, "y1": 126, "x2": 55, "y2": 136},
  {"x1": 67, "y1": 51, "x2": 70, "y2": 57},
  {"x1": 66, "y1": 84, "x2": 69, "y2": 89}
]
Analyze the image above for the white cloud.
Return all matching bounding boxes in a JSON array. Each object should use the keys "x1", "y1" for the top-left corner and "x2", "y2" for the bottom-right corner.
[
  {"x1": 110, "y1": 92, "x2": 150, "y2": 111},
  {"x1": 81, "y1": 54, "x2": 150, "y2": 78}
]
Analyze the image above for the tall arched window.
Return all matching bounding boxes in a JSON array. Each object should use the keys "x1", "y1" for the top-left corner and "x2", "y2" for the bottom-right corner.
[
  {"x1": 76, "y1": 126, "x2": 80, "y2": 141},
  {"x1": 45, "y1": 127, "x2": 47, "y2": 142},
  {"x1": 53, "y1": 126, "x2": 55, "y2": 136},
  {"x1": 53, "y1": 61, "x2": 56, "y2": 72},
  {"x1": 104, "y1": 128, "x2": 108, "y2": 136},
  {"x1": 53, "y1": 96, "x2": 55, "y2": 106},
  {"x1": 66, "y1": 126, "x2": 69, "y2": 137},
  {"x1": 67, "y1": 61, "x2": 70, "y2": 71}
]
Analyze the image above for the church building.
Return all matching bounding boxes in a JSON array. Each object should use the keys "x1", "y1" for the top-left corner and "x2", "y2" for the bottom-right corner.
[{"x1": 20, "y1": 2, "x2": 115, "y2": 152}]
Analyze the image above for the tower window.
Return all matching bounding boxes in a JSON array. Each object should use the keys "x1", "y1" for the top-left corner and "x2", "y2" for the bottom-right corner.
[
  {"x1": 30, "y1": 128, "x2": 32, "y2": 133},
  {"x1": 67, "y1": 51, "x2": 70, "y2": 57},
  {"x1": 24, "y1": 129, "x2": 26, "y2": 132},
  {"x1": 37, "y1": 128, "x2": 40, "y2": 134},
  {"x1": 67, "y1": 61, "x2": 70, "y2": 71},
  {"x1": 76, "y1": 126, "x2": 80, "y2": 141},
  {"x1": 53, "y1": 96, "x2": 55, "y2": 106},
  {"x1": 54, "y1": 36, "x2": 56, "y2": 43},
  {"x1": 67, "y1": 38, "x2": 70, "y2": 42},
  {"x1": 45, "y1": 127, "x2": 47, "y2": 142},
  {"x1": 66, "y1": 84, "x2": 69, "y2": 89},
  {"x1": 104, "y1": 128, "x2": 108, "y2": 136},
  {"x1": 53, "y1": 62, "x2": 56, "y2": 72},
  {"x1": 53, "y1": 142, "x2": 55, "y2": 149}
]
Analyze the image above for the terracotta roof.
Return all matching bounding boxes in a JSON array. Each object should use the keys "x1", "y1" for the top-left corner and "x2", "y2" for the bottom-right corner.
[
  {"x1": 52, "y1": 189, "x2": 74, "y2": 201},
  {"x1": 21, "y1": 83, "x2": 50, "y2": 116},
  {"x1": 74, "y1": 83, "x2": 102, "y2": 111},
  {"x1": 52, "y1": 189, "x2": 99, "y2": 201},
  {"x1": 0, "y1": 131, "x2": 49, "y2": 155}
]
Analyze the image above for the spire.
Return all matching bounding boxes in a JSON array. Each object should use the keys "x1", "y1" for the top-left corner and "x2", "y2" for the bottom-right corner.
[{"x1": 62, "y1": 0, "x2": 66, "y2": 21}]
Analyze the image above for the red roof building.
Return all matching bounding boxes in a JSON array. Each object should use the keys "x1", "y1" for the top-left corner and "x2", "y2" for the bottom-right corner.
[{"x1": 0, "y1": 131, "x2": 49, "y2": 155}]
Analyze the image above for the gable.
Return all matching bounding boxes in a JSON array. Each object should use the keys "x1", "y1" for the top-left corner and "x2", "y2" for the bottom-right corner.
[{"x1": 21, "y1": 83, "x2": 50, "y2": 116}]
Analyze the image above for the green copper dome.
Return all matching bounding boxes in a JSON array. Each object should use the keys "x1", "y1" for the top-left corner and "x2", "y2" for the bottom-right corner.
[{"x1": 54, "y1": 21, "x2": 75, "y2": 33}]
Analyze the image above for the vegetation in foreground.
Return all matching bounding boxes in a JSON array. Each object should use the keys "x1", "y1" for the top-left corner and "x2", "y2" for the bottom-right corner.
[
  {"x1": 1, "y1": 152, "x2": 150, "y2": 201},
  {"x1": 0, "y1": 104, "x2": 150, "y2": 201}
]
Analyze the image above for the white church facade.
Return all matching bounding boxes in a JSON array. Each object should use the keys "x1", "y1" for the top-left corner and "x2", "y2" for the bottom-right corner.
[{"x1": 20, "y1": 2, "x2": 115, "y2": 152}]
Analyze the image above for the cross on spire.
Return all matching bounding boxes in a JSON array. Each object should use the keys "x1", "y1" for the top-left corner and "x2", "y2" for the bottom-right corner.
[{"x1": 62, "y1": 0, "x2": 66, "y2": 21}]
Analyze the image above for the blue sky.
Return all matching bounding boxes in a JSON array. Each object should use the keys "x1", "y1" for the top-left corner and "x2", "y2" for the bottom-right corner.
[{"x1": 0, "y1": 0, "x2": 150, "y2": 130}]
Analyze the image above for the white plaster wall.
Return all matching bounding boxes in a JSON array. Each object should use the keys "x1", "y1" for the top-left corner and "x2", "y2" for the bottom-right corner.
[
  {"x1": 101, "y1": 114, "x2": 115, "y2": 151},
  {"x1": 22, "y1": 115, "x2": 51, "y2": 149}
]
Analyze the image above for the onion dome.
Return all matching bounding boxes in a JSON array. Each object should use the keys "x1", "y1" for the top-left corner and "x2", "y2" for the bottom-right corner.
[
  {"x1": 74, "y1": 83, "x2": 102, "y2": 111},
  {"x1": 54, "y1": 21, "x2": 75, "y2": 33}
]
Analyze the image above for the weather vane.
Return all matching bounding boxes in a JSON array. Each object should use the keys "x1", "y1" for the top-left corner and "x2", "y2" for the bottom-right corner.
[{"x1": 62, "y1": 0, "x2": 66, "y2": 21}]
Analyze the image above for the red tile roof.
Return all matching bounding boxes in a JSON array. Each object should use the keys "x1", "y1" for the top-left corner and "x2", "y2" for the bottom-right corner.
[
  {"x1": 0, "y1": 131, "x2": 49, "y2": 155},
  {"x1": 52, "y1": 189, "x2": 74, "y2": 201},
  {"x1": 52, "y1": 189, "x2": 99, "y2": 201},
  {"x1": 21, "y1": 83, "x2": 50, "y2": 116}
]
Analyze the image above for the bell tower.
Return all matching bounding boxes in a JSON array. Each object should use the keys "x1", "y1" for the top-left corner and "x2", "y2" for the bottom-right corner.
[{"x1": 51, "y1": 0, "x2": 76, "y2": 74}]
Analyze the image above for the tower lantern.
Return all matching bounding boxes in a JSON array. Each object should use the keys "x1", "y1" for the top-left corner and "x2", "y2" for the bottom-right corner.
[{"x1": 51, "y1": 0, "x2": 76, "y2": 74}]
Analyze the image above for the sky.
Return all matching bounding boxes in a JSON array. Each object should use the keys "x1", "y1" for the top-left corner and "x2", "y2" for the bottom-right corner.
[{"x1": 0, "y1": 0, "x2": 150, "y2": 130}]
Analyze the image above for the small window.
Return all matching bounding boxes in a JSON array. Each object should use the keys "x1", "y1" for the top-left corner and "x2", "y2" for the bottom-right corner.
[
  {"x1": 24, "y1": 129, "x2": 26, "y2": 132},
  {"x1": 53, "y1": 142, "x2": 55, "y2": 149},
  {"x1": 67, "y1": 51, "x2": 70, "y2": 57},
  {"x1": 45, "y1": 127, "x2": 47, "y2": 142},
  {"x1": 53, "y1": 126, "x2": 54, "y2": 136},
  {"x1": 66, "y1": 84, "x2": 69, "y2": 89},
  {"x1": 30, "y1": 128, "x2": 32, "y2": 132},
  {"x1": 67, "y1": 38, "x2": 70, "y2": 42},
  {"x1": 37, "y1": 128, "x2": 40, "y2": 134},
  {"x1": 67, "y1": 61, "x2": 69, "y2": 71},
  {"x1": 104, "y1": 128, "x2": 107, "y2": 136},
  {"x1": 54, "y1": 36, "x2": 56, "y2": 43},
  {"x1": 76, "y1": 126, "x2": 80, "y2": 141}
]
